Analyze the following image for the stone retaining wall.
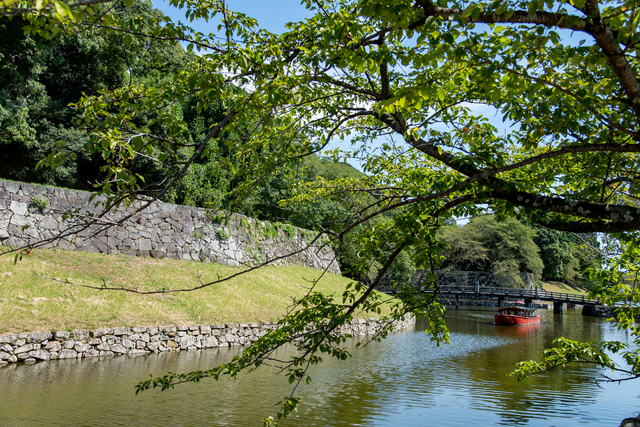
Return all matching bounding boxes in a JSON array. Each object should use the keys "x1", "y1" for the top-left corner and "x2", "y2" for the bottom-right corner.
[
  {"x1": 0, "y1": 316, "x2": 415, "y2": 367},
  {"x1": 0, "y1": 180, "x2": 340, "y2": 274},
  {"x1": 582, "y1": 304, "x2": 616, "y2": 317}
]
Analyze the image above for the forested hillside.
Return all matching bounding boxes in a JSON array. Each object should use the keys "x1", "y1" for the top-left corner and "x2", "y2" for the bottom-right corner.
[{"x1": 0, "y1": 0, "x2": 604, "y2": 288}]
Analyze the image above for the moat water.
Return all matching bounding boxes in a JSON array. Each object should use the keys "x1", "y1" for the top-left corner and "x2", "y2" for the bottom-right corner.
[{"x1": 1, "y1": 307, "x2": 638, "y2": 426}]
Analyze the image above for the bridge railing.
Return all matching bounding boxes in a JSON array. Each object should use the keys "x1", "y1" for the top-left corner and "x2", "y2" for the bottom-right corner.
[{"x1": 378, "y1": 284, "x2": 600, "y2": 304}]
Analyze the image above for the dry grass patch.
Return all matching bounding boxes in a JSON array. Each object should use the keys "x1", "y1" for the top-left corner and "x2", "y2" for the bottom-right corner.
[{"x1": 0, "y1": 248, "x2": 394, "y2": 334}]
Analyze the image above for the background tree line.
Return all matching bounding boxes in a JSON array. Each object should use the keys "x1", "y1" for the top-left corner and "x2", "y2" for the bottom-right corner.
[
  {"x1": 0, "y1": 1, "x2": 600, "y2": 288},
  {"x1": 2, "y1": 0, "x2": 638, "y2": 419}
]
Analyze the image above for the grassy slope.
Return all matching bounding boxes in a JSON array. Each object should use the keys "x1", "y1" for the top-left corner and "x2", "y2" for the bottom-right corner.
[
  {"x1": 539, "y1": 280, "x2": 588, "y2": 296},
  {"x1": 0, "y1": 248, "x2": 390, "y2": 334}
]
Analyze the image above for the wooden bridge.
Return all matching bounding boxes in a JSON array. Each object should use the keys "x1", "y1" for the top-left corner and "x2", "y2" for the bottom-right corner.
[{"x1": 378, "y1": 285, "x2": 600, "y2": 314}]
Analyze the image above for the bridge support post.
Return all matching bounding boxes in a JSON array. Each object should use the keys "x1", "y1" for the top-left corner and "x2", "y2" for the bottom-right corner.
[
  {"x1": 524, "y1": 298, "x2": 533, "y2": 308},
  {"x1": 497, "y1": 296, "x2": 504, "y2": 307},
  {"x1": 553, "y1": 301, "x2": 564, "y2": 314},
  {"x1": 567, "y1": 302, "x2": 575, "y2": 309},
  {"x1": 455, "y1": 295, "x2": 459, "y2": 310}
]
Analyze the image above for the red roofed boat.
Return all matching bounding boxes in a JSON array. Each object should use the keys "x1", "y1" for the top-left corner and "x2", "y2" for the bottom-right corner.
[{"x1": 494, "y1": 306, "x2": 541, "y2": 326}]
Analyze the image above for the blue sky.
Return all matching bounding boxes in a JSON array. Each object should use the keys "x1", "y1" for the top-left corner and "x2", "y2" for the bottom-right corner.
[{"x1": 154, "y1": 0, "x2": 312, "y2": 34}]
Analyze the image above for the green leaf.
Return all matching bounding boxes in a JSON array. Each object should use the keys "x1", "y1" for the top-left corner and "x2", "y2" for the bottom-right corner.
[{"x1": 461, "y1": 3, "x2": 476, "y2": 18}]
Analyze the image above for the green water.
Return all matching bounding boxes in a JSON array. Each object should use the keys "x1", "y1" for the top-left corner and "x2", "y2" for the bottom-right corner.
[{"x1": 1, "y1": 307, "x2": 638, "y2": 426}]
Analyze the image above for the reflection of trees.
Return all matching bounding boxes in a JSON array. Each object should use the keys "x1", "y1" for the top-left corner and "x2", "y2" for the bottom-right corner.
[
  {"x1": 444, "y1": 307, "x2": 607, "y2": 425},
  {"x1": 0, "y1": 310, "x2": 618, "y2": 426}
]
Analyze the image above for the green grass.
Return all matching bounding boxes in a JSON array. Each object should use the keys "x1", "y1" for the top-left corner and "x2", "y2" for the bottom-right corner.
[
  {"x1": 0, "y1": 248, "x2": 391, "y2": 334},
  {"x1": 540, "y1": 280, "x2": 588, "y2": 296}
]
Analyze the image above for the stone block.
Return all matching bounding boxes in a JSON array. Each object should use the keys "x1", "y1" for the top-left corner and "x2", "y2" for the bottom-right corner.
[
  {"x1": 5, "y1": 236, "x2": 27, "y2": 247},
  {"x1": 84, "y1": 349, "x2": 100, "y2": 358},
  {"x1": 96, "y1": 343, "x2": 110, "y2": 351},
  {"x1": 113, "y1": 327, "x2": 130, "y2": 336},
  {"x1": 27, "y1": 332, "x2": 52, "y2": 343},
  {"x1": 111, "y1": 344, "x2": 128, "y2": 354},
  {"x1": 150, "y1": 251, "x2": 165, "y2": 259},
  {"x1": 139, "y1": 239, "x2": 152, "y2": 251},
  {"x1": 146, "y1": 342, "x2": 162, "y2": 352},
  {"x1": 17, "y1": 352, "x2": 32, "y2": 360},
  {"x1": 29, "y1": 350, "x2": 50, "y2": 360},
  {"x1": 180, "y1": 335, "x2": 196, "y2": 350},
  {"x1": 56, "y1": 239, "x2": 76, "y2": 251},
  {"x1": 4, "y1": 181, "x2": 20, "y2": 193},
  {"x1": 0, "y1": 335, "x2": 15, "y2": 344},
  {"x1": 39, "y1": 216, "x2": 58, "y2": 230},
  {"x1": 72, "y1": 330, "x2": 90, "y2": 341},
  {"x1": 53, "y1": 331, "x2": 71, "y2": 341},
  {"x1": 57, "y1": 349, "x2": 78, "y2": 359},
  {"x1": 203, "y1": 336, "x2": 218, "y2": 348},
  {"x1": 92, "y1": 328, "x2": 111, "y2": 338},
  {"x1": 44, "y1": 341, "x2": 62, "y2": 352},
  {"x1": 92, "y1": 238, "x2": 108, "y2": 252},
  {"x1": 9, "y1": 201, "x2": 28, "y2": 215},
  {"x1": 14, "y1": 344, "x2": 36, "y2": 354},
  {"x1": 77, "y1": 244, "x2": 99, "y2": 253},
  {"x1": 75, "y1": 343, "x2": 92, "y2": 353}
]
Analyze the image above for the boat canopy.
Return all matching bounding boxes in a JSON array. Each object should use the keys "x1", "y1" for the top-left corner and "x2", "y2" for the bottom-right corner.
[{"x1": 496, "y1": 306, "x2": 536, "y2": 315}]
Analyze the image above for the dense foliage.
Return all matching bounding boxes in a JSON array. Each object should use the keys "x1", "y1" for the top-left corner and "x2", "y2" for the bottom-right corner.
[
  {"x1": 439, "y1": 216, "x2": 544, "y2": 285},
  {"x1": 438, "y1": 217, "x2": 602, "y2": 287},
  {"x1": 0, "y1": 3, "x2": 193, "y2": 189},
  {"x1": 2, "y1": 0, "x2": 640, "y2": 424}
]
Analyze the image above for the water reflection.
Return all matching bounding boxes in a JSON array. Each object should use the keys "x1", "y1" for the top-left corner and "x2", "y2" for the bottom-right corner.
[{"x1": 1, "y1": 308, "x2": 639, "y2": 426}]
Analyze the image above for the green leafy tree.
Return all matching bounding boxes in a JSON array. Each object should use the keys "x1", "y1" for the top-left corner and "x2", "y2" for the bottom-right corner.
[
  {"x1": 3, "y1": 0, "x2": 640, "y2": 423},
  {"x1": 531, "y1": 225, "x2": 601, "y2": 286},
  {"x1": 0, "y1": 2, "x2": 193, "y2": 189},
  {"x1": 438, "y1": 216, "x2": 543, "y2": 286}
]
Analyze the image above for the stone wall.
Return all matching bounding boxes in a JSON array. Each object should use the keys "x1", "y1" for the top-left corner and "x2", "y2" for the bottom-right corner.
[
  {"x1": 582, "y1": 304, "x2": 616, "y2": 317},
  {"x1": 0, "y1": 316, "x2": 416, "y2": 366},
  {"x1": 0, "y1": 180, "x2": 340, "y2": 274}
]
